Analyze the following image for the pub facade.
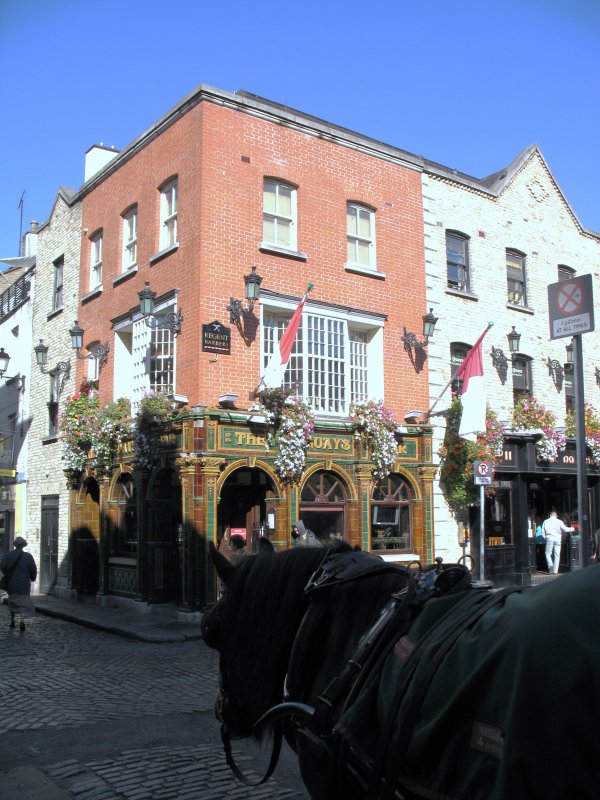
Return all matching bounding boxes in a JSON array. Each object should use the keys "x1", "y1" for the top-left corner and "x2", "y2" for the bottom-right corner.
[{"x1": 67, "y1": 410, "x2": 435, "y2": 611}]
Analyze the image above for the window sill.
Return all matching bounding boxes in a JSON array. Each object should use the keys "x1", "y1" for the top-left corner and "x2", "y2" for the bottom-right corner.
[
  {"x1": 81, "y1": 285, "x2": 103, "y2": 303},
  {"x1": 42, "y1": 435, "x2": 59, "y2": 445},
  {"x1": 259, "y1": 242, "x2": 307, "y2": 261},
  {"x1": 46, "y1": 306, "x2": 64, "y2": 321},
  {"x1": 113, "y1": 266, "x2": 138, "y2": 286},
  {"x1": 149, "y1": 243, "x2": 179, "y2": 264},
  {"x1": 506, "y1": 303, "x2": 535, "y2": 315},
  {"x1": 445, "y1": 287, "x2": 478, "y2": 301},
  {"x1": 344, "y1": 263, "x2": 385, "y2": 279}
]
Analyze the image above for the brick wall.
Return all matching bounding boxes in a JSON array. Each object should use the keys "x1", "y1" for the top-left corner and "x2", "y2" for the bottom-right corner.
[{"x1": 76, "y1": 97, "x2": 429, "y2": 421}]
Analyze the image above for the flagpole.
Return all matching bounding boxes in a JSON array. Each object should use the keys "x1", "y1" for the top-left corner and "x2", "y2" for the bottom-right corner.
[
  {"x1": 424, "y1": 322, "x2": 494, "y2": 422},
  {"x1": 253, "y1": 282, "x2": 314, "y2": 397}
]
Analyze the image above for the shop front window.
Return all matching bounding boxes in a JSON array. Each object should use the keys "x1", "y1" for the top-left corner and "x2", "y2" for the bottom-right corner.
[
  {"x1": 115, "y1": 472, "x2": 137, "y2": 554},
  {"x1": 371, "y1": 474, "x2": 412, "y2": 551},
  {"x1": 300, "y1": 470, "x2": 347, "y2": 543}
]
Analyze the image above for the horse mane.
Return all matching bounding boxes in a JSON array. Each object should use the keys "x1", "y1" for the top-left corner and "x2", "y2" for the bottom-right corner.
[
  {"x1": 216, "y1": 543, "x2": 351, "y2": 736},
  {"x1": 214, "y1": 543, "x2": 411, "y2": 739}
]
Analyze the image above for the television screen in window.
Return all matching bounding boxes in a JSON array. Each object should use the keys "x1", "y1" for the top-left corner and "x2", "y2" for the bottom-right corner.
[{"x1": 372, "y1": 506, "x2": 400, "y2": 526}]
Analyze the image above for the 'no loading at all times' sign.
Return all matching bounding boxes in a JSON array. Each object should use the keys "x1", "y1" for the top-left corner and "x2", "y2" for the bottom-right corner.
[{"x1": 547, "y1": 274, "x2": 595, "y2": 340}]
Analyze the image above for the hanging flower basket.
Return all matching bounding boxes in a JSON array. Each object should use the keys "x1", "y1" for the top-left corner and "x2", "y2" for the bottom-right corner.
[
  {"x1": 350, "y1": 400, "x2": 398, "y2": 480},
  {"x1": 132, "y1": 391, "x2": 177, "y2": 470},
  {"x1": 566, "y1": 402, "x2": 600, "y2": 465},
  {"x1": 60, "y1": 382, "x2": 131, "y2": 480},
  {"x1": 257, "y1": 388, "x2": 314, "y2": 483},
  {"x1": 510, "y1": 396, "x2": 566, "y2": 463},
  {"x1": 438, "y1": 398, "x2": 504, "y2": 512}
]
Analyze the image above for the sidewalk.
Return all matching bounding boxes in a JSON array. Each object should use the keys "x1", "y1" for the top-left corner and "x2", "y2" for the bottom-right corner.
[{"x1": 29, "y1": 593, "x2": 204, "y2": 643}]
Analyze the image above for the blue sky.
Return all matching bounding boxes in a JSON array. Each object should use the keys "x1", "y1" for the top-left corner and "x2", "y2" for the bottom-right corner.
[{"x1": 1, "y1": 0, "x2": 599, "y2": 258}]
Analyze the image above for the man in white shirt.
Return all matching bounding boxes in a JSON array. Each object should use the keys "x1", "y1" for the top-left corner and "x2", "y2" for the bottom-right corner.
[{"x1": 542, "y1": 511, "x2": 574, "y2": 574}]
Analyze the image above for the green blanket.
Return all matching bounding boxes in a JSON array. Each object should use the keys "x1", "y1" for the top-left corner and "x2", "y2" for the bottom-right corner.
[{"x1": 337, "y1": 565, "x2": 600, "y2": 799}]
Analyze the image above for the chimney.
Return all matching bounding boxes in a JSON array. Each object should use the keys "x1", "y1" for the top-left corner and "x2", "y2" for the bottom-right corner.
[
  {"x1": 84, "y1": 143, "x2": 119, "y2": 182},
  {"x1": 23, "y1": 220, "x2": 38, "y2": 257}
]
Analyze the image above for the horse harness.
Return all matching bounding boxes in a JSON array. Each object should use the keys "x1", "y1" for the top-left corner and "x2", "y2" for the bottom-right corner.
[{"x1": 218, "y1": 548, "x2": 474, "y2": 788}]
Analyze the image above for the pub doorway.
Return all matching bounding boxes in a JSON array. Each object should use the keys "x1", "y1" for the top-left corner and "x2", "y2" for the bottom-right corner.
[
  {"x1": 147, "y1": 468, "x2": 182, "y2": 604},
  {"x1": 299, "y1": 470, "x2": 348, "y2": 543},
  {"x1": 218, "y1": 467, "x2": 277, "y2": 552}
]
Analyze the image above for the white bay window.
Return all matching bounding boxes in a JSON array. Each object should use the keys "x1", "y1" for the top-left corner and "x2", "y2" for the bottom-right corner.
[{"x1": 262, "y1": 304, "x2": 383, "y2": 415}]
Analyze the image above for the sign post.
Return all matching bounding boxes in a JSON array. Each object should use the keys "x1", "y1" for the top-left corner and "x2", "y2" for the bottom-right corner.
[
  {"x1": 548, "y1": 275, "x2": 595, "y2": 569},
  {"x1": 474, "y1": 460, "x2": 493, "y2": 581}
]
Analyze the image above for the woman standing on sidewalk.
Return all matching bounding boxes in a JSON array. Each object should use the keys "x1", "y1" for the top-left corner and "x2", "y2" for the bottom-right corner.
[{"x1": 1, "y1": 536, "x2": 37, "y2": 631}]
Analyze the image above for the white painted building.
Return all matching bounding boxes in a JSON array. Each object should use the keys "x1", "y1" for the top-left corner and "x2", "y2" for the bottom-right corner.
[
  {"x1": 422, "y1": 145, "x2": 600, "y2": 581},
  {"x1": 0, "y1": 250, "x2": 35, "y2": 563}
]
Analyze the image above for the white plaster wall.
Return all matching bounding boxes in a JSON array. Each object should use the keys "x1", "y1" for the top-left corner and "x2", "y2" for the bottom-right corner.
[{"x1": 423, "y1": 150, "x2": 600, "y2": 560}]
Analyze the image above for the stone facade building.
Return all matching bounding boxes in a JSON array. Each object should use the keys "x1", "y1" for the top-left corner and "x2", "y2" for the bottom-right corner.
[
  {"x1": 423, "y1": 145, "x2": 600, "y2": 584},
  {"x1": 26, "y1": 188, "x2": 81, "y2": 596}
]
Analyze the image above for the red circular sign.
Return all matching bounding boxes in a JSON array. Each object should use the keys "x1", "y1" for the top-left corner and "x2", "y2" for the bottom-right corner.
[{"x1": 557, "y1": 281, "x2": 583, "y2": 315}]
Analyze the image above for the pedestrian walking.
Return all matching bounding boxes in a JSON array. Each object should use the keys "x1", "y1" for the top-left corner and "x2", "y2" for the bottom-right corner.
[
  {"x1": 1, "y1": 536, "x2": 37, "y2": 631},
  {"x1": 542, "y1": 511, "x2": 574, "y2": 575}
]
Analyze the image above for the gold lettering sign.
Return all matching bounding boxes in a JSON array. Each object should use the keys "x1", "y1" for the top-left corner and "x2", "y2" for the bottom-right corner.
[{"x1": 310, "y1": 436, "x2": 352, "y2": 452}]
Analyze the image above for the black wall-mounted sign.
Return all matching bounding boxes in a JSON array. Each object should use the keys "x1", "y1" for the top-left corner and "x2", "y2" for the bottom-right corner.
[{"x1": 202, "y1": 321, "x2": 231, "y2": 354}]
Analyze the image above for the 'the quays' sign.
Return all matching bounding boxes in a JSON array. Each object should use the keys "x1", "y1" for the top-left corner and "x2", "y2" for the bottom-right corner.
[{"x1": 547, "y1": 274, "x2": 595, "y2": 340}]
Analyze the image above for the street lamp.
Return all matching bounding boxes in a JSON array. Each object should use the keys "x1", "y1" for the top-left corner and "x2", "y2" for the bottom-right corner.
[
  {"x1": 402, "y1": 308, "x2": 439, "y2": 355},
  {"x1": 138, "y1": 282, "x2": 183, "y2": 336},
  {"x1": 507, "y1": 326, "x2": 521, "y2": 354},
  {"x1": 565, "y1": 340, "x2": 574, "y2": 364},
  {"x1": 0, "y1": 348, "x2": 10, "y2": 378},
  {"x1": 68, "y1": 320, "x2": 110, "y2": 367},
  {"x1": 227, "y1": 266, "x2": 263, "y2": 325},
  {"x1": 33, "y1": 339, "x2": 70, "y2": 394}
]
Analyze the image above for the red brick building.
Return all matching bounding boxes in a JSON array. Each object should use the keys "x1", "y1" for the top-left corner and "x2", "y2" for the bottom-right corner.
[{"x1": 69, "y1": 86, "x2": 435, "y2": 613}]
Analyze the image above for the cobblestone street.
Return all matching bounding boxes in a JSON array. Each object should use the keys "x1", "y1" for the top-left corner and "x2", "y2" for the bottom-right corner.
[{"x1": 0, "y1": 610, "x2": 309, "y2": 799}]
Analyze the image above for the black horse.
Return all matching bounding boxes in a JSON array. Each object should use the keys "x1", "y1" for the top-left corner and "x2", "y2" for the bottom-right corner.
[{"x1": 204, "y1": 543, "x2": 600, "y2": 799}]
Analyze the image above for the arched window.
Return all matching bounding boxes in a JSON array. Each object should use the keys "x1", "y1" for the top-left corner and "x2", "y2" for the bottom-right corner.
[
  {"x1": 371, "y1": 474, "x2": 413, "y2": 552},
  {"x1": 114, "y1": 472, "x2": 136, "y2": 554},
  {"x1": 300, "y1": 470, "x2": 348, "y2": 542}
]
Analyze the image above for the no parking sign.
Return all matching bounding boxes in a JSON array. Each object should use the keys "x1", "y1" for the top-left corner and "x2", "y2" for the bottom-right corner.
[{"x1": 473, "y1": 460, "x2": 493, "y2": 485}]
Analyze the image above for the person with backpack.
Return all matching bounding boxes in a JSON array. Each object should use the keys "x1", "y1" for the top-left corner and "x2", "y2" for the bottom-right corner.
[{"x1": 1, "y1": 536, "x2": 37, "y2": 631}]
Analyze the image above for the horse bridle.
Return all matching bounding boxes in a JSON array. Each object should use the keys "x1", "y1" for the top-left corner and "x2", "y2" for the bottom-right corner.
[{"x1": 210, "y1": 551, "x2": 471, "y2": 788}]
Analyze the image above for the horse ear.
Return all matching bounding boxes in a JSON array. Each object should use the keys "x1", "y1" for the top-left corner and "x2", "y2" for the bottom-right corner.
[{"x1": 209, "y1": 541, "x2": 235, "y2": 584}]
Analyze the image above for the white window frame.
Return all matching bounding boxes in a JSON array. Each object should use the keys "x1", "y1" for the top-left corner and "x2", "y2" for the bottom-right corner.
[
  {"x1": 159, "y1": 179, "x2": 178, "y2": 250},
  {"x1": 506, "y1": 250, "x2": 527, "y2": 306},
  {"x1": 261, "y1": 301, "x2": 384, "y2": 416},
  {"x1": 89, "y1": 231, "x2": 103, "y2": 290},
  {"x1": 113, "y1": 297, "x2": 177, "y2": 412},
  {"x1": 262, "y1": 179, "x2": 297, "y2": 251},
  {"x1": 52, "y1": 256, "x2": 64, "y2": 310},
  {"x1": 122, "y1": 207, "x2": 138, "y2": 271},
  {"x1": 346, "y1": 203, "x2": 376, "y2": 271}
]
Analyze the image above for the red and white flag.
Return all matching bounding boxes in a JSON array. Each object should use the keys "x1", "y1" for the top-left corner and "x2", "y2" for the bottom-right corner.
[
  {"x1": 258, "y1": 285, "x2": 313, "y2": 390},
  {"x1": 456, "y1": 335, "x2": 486, "y2": 441}
]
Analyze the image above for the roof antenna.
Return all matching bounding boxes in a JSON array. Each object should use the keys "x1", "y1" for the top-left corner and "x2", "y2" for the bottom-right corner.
[{"x1": 17, "y1": 190, "x2": 25, "y2": 256}]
